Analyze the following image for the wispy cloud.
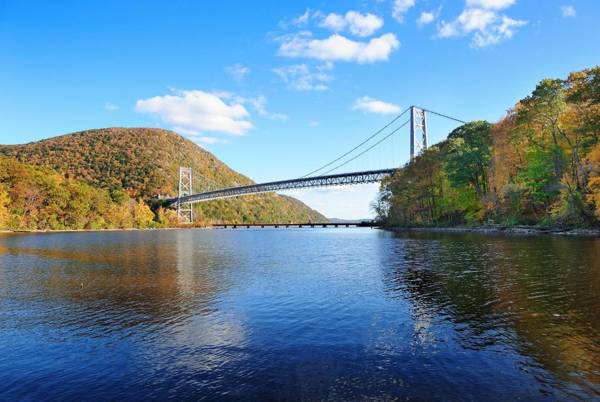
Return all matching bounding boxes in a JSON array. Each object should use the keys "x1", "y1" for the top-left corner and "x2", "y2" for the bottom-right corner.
[
  {"x1": 105, "y1": 102, "x2": 119, "y2": 111},
  {"x1": 561, "y1": 5, "x2": 576, "y2": 18},
  {"x1": 273, "y1": 63, "x2": 332, "y2": 91},
  {"x1": 292, "y1": 9, "x2": 312, "y2": 27},
  {"x1": 226, "y1": 63, "x2": 250, "y2": 81},
  {"x1": 248, "y1": 96, "x2": 288, "y2": 121},
  {"x1": 352, "y1": 96, "x2": 401, "y2": 115},
  {"x1": 278, "y1": 8, "x2": 317, "y2": 30}
]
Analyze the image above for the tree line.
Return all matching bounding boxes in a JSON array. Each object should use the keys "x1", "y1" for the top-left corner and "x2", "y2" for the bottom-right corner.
[
  {"x1": 376, "y1": 66, "x2": 600, "y2": 228},
  {"x1": 0, "y1": 156, "x2": 177, "y2": 231}
]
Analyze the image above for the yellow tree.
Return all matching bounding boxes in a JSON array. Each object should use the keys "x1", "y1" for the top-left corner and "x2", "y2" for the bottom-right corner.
[{"x1": 0, "y1": 185, "x2": 9, "y2": 229}]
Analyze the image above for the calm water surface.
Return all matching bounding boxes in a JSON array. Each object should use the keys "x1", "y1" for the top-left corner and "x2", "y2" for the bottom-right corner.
[{"x1": 0, "y1": 229, "x2": 599, "y2": 401}]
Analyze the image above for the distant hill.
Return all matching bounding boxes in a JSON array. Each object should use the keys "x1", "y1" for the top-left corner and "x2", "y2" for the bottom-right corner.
[
  {"x1": 0, "y1": 128, "x2": 325, "y2": 224},
  {"x1": 328, "y1": 218, "x2": 373, "y2": 223}
]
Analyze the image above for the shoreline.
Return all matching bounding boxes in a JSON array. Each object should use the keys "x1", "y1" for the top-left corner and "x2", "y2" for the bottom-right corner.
[
  {"x1": 0, "y1": 227, "x2": 192, "y2": 234},
  {"x1": 2, "y1": 225, "x2": 600, "y2": 237},
  {"x1": 385, "y1": 225, "x2": 600, "y2": 237}
]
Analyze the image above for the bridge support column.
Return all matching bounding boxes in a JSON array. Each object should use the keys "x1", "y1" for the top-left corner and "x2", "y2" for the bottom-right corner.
[
  {"x1": 177, "y1": 167, "x2": 194, "y2": 224},
  {"x1": 410, "y1": 106, "x2": 428, "y2": 161}
]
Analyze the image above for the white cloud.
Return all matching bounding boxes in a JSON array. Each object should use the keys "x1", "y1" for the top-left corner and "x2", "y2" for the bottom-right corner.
[
  {"x1": 135, "y1": 89, "x2": 253, "y2": 136},
  {"x1": 392, "y1": 0, "x2": 416, "y2": 23},
  {"x1": 320, "y1": 13, "x2": 347, "y2": 32},
  {"x1": 320, "y1": 11, "x2": 384, "y2": 37},
  {"x1": 417, "y1": 8, "x2": 441, "y2": 26},
  {"x1": 561, "y1": 5, "x2": 576, "y2": 18},
  {"x1": 105, "y1": 102, "x2": 119, "y2": 111},
  {"x1": 278, "y1": 32, "x2": 400, "y2": 64},
  {"x1": 226, "y1": 64, "x2": 250, "y2": 81},
  {"x1": 352, "y1": 96, "x2": 401, "y2": 114},
  {"x1": 457, "y1": 8, "x2": 496, "y2": 33},
  {"x1": 472, "y1": 15, "x2": 527, "y2": 47},
  {"x1": 273, "y1": 63, "x2": 332, "y2": 91},
  {"x1": 346, "y1": 11, "x2": 385, "y2": 37},
  {"x1": 437, "y1": 4, "x2": 527, "y2": 47},
  {"x1": 308, "y1": 121, "x2": 320, "y2": 128},
  {"x1": 466, "y1": 0, "x2": 515, "y2": 10}
]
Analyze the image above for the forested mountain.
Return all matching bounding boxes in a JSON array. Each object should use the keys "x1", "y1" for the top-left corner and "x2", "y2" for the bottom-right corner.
[
  {"x1": 376, "y1": 66, "x2": 600, "y2": 228},
  {"x1": 0, "y1": 128, "x2": 324, "y2": 230}
]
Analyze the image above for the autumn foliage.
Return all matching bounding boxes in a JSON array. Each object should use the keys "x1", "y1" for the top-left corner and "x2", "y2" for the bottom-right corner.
[
  {"x1": 377, "y1": 66, "x2": 600, "y2": 228},
  {"x1": 0, "y1": 128, "x2": 323, "y2": 230}
]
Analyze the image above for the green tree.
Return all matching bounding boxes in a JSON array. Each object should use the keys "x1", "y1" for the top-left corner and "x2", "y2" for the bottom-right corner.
[
  {"x1": 514, "y1": 79, "x2": 570, "y2": 183},
  {"x1": 518, "y1": 147, "x2": 563, "y2": 215},
  {"x1": 444, "y1": 121, "x2": 492, "y2": 197}
]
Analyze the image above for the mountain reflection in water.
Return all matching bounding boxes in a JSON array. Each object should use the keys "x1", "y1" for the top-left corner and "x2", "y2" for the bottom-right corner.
[{"x1": 0, "y1": 229, "x2": 598, "y2": 401}]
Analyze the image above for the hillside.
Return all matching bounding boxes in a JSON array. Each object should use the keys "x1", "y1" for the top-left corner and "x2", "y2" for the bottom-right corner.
[
  {"x1": 0, "y1": 128, "x2": 325, "y2": 225},
  {"x1": 0, "y1": 155, "x2": 159, "y2": 230},
  {"x1": 376, "y1": 66, "x2": 600, "y2": 228}
]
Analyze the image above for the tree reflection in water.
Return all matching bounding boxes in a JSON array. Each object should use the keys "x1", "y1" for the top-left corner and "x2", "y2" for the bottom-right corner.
[{"x1": 381, "y1": 231, "x2": 600, "y2": 397}]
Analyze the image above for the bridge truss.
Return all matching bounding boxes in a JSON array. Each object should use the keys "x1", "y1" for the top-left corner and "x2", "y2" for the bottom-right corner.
[{"x1": 166, "y1": 168, "x2": 396, "y2": 206}]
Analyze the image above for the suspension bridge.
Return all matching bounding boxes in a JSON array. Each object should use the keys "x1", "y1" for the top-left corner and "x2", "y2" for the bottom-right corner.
[{"x1": 163, "y1": 106, "x2": 465, "y2": 223}]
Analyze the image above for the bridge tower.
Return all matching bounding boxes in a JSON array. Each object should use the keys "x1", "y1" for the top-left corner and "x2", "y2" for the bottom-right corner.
[
  {"x1": 410, "y1": 106, "x2": 428, "y2": 161},
  {"x1": 177, "y1": 167, "x2": 194, "y2": 224}
]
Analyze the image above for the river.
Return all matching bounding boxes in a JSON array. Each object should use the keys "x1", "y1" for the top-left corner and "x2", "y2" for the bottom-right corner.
[{"x1": 0, "y1": 229, "x2": 598, "y2": 401}]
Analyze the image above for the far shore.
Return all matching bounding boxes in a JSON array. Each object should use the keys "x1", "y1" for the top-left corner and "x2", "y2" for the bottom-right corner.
[
  {"x1": 0, "y1": 227, "x2": 195, "y2": 234},
  {"x1": 2, "y1": 225, "x2": 600, "y2": 237}
]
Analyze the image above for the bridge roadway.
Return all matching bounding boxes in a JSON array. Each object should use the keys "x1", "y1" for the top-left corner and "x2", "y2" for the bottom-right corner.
[{"x1": 165, "y1": 168, "x2": 397, "y2": 206}]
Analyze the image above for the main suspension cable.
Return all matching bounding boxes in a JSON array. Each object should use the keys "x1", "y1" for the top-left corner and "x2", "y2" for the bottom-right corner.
[
  {"x1": 415, "y1": 106, "x2": 467, "y2": 124},
  {"x1": 300, "y1": 107, "x2": 410, "y2": 178},
  {"x1": 320, "y1": 120, "x2": 410, "y2": 176}
]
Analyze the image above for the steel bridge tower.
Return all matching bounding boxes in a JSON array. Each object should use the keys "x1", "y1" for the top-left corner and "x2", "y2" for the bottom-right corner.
[
  {"x1": 410, "y1": 106, "x2": 428, "y2": 161},
  {"x1": 177, "y1": 167, "x2": 194, "y2": 224}
]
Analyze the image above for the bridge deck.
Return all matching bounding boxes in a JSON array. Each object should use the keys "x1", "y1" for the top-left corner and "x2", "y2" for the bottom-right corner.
[{"x1": 165, "y1": 168, "x2": 396, "y2": 206}]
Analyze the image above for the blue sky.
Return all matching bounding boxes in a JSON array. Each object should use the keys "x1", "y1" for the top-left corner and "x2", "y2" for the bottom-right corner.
[{"x1": 1, "y1": 0, "x2": 598, "y2": 218}]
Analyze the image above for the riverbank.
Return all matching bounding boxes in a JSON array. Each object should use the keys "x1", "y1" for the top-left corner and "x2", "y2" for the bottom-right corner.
[
  {"x1": 386, "y1": 225, "x2": 600, "y2": 237},
  {"x1": 3, "y1": 225, "x2": 600, "y2": 237},
  {"x1": 0, "y1": 227, "x2": 186, "y2": 234}
]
